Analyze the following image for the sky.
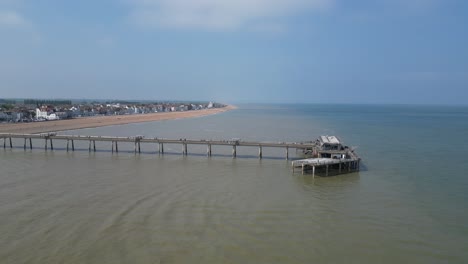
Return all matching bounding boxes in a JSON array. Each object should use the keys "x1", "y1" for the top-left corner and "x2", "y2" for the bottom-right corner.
[{"x1": 0, "y1": 0, "x2": 467, "y2": 104}]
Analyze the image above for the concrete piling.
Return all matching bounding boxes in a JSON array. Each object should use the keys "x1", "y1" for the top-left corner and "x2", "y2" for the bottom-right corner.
[
  {"x1": 183, "y1": 143, "x2": 187, "y2": 155},
  {"x1": 207, "y1": 144, "x2": 212, "y2": 157}
]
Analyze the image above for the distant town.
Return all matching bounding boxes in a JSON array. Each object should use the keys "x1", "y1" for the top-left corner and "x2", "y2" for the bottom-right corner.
[{"x1": 0, "y1": 99, "x2": 226, "y2": 123}]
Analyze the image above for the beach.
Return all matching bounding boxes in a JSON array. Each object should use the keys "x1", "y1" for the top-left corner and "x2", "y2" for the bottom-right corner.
[{"x1": 0, "y1": 105, "x2": 236, "y2": 134}]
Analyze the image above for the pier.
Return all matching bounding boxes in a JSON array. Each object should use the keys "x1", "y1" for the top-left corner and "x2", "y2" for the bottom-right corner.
[{"x1": 1, "y1": 133, "x2": 360, "y2": 176}]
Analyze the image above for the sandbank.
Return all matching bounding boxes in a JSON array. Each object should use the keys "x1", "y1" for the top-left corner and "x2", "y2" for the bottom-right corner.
[{"x1": 0, "y1": 105, "x2": 236, "y2": 134}]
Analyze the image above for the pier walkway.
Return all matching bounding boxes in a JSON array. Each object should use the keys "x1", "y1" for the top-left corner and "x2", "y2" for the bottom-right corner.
[{"x1": 0, "y1": 133, "x2": 315, "y2": 160}]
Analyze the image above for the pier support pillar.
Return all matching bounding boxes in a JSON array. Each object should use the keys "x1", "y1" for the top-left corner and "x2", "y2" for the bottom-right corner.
[
  {"x1": 29, "y1": 138, "x2": 32, "y2": 150},
  {"x1": 111, "y1": 141, "x2": 118, "y2": 153},
  {"x1": 71, "y1": 140, "x2": 75, "y2": 151},
  {"x1": 357, "y1": 160, "x2": 360, "y2": 171},
  {"x1": 50, "y1": 139, "x2": 54, "y2": 150},
  {"x1": 207, "y1": 144, "x2": 212, "y2": 157},
  {"x1": 302, "y1": 164, "x2": 304, "y2": 175},
  {"x1": 24, "y1": 138, "x2": 27, "y2": 150},
  {"x1": 232, "y1": 145, "x2": 237, "y2": 158},
  {"x1": 312, "y1": 166, "x2": 315, "y2": 178},
  {"x1": 45, "y1": 138, "x2": 48, "y2": 150},
  {"x1": 286, "y1": 147, "x2": 289, "y2": 160},
  {"x1": 348, "y1": 162, "x2": 351, "y2": 172},
  {"x1": 89, "y1": 141, "x2": 92, "y2": 152},
  {"x1": 326, "y1": 165, "x2": 329, "y2": 177},
  {"x1": 66, "y1": 140, "x2": 70, "y2": 152},
  {"x1": 133, "y1": 141, "x2": 141, "y2": 154},
  {"x1": 93, "y1": 140, "x2": 96, "y2": 152},
  {"x1": 258, "y1": 146, "x2": 262, "y2": 159},
  {"x1": 160, "y1": 143, "x2": 164, "y2": 154},
  {"x1": 9, "y1": 137, "x2": 12, "y2": 149},
  {"x1": 183, "y1": 143, "x2": 187, "y2": 155},
  {"x1": 115, "y1": 141, "x2": 118, "y2": 153},
  {"x1": 3, "y1": 137, "x2": 5, "y2": 148},
  {"x1": 339, "y1": 162, "x2": 342, "y2": 174}
]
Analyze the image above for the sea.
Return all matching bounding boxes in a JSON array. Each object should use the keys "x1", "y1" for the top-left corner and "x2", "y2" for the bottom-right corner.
[{"x1": 1, "y1": 104, "x2": 467, "y2": 264}]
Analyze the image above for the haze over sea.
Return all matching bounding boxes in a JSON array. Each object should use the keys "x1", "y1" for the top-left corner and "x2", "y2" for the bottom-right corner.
[{"x1": 1, "y1": 104, "x2": 467, "y2": 263}]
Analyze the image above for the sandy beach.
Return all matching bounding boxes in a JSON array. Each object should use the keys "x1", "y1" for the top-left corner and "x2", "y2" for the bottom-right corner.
[{"x1": 0, "y1": 105, "x2": 236, "y2": 134}]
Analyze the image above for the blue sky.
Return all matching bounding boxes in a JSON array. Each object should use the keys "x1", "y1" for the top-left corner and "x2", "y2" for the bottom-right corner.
[{"x1": 0, "y1": 0, "x2": 467, "y2": 104}]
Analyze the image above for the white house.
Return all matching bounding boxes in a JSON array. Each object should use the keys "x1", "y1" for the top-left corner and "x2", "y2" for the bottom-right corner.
[
  {"x1": 46, "y1": 113, "x2": 58, "y2": 120},
  {"x1": 36, "y1": 108, "x2": 48, "y2": 119},
  {"x1": 36, "y1": 108, "x2": 58, "y2": 120}
]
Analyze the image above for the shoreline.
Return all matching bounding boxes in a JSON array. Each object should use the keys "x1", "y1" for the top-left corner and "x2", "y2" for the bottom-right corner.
[{"x1": 0, "y1": 105, "x2": 237, "y2": 134}]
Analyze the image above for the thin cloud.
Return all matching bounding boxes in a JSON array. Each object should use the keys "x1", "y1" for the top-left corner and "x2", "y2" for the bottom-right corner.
[
  {"x1": 127, "y1": 0, "x2": 333, "y2": 31},
  {"x1": 0, "y1": 10, "x2": 28, "y2": 27}
]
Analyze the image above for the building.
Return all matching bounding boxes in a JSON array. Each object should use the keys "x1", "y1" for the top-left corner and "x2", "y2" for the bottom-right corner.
[
  {"x1": 36, "y1": 108, "x2": 48, "y2": 120},
  {"x1": 318, "y1": 136, "x2": 343, "y2": 151}
]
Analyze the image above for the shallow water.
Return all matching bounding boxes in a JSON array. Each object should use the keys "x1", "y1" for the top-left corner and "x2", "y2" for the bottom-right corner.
[{"x1": 1, "y1": 104, "x2": 467, "y2": 263}]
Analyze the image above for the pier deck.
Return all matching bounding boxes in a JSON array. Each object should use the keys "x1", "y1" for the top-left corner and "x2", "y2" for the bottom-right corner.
[{"x1": 0, "y1": 133, "x2": 314, "y2": 159}]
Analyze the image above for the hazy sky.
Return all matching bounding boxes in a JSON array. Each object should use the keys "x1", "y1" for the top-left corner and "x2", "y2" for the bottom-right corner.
[{"x1": 0, "y1": 0, "x2": 467, "y2": 104}]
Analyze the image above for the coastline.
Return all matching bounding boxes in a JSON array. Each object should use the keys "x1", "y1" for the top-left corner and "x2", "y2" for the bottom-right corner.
[{"x1": 0, "y1": 105, "x2": 237, "y2": 134}]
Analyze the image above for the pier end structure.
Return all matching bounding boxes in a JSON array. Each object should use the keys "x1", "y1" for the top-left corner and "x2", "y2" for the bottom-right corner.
[{"x1": 291, "y1": 136, "x2": 361, "y2": 177}]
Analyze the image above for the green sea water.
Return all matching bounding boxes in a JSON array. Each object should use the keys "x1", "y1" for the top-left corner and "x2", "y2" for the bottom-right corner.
[{"x1": 1, "y1": 104, "x2": 467, "y2": 263}]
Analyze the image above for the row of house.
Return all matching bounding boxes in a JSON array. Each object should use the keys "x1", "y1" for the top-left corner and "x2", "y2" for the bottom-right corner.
[{"x1": 0, "y1": 101, "x2": 223, "y2": 123}]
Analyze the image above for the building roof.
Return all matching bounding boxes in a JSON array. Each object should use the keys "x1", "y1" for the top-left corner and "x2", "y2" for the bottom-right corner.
[{"x1": 320, "y1": 136, "x2": 341, "y2": 145}]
